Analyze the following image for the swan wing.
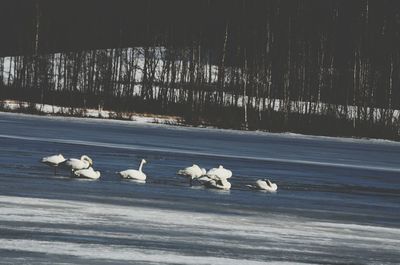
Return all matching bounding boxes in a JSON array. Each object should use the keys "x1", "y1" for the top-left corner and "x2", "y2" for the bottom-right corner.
[
  {"x1": 41, "y1": 155, "x2": 65, "y2": 166},
  {"x1": 193, "y1": 175, "x2": 211, "y2": 184},
  {"x1": 206, "y1": 167, "x2": 232, "y2": 179},
  {"x1": 206, "y1": 167, "x2": 218, "y2": 176},
  {"x1": 255, "y1": 179, "x2": 277, "y2": 191},
  {"x1": 65, "y1": 158, "x2": 81, "y2": 167},
  {"x1": 74, "y1": 168, "x2": 100, "y2": 179},
  {"x1": 218, "y1": 179, "x2": 231, "y2": 190},
  {"x1": 205, "y1": 179, "x2": 231, "y2": 190},
  {"x1": 119, "y1": 169, "x2": 146, "y2": 181},
  {"x1": 64, "y1": 158, "x2": 90, "y2": 170},
  {"x1": 223, "y1": 169, "x2": 233, "y2": 179},
  {"x1": 178, "y1": 165, "x2": 202, "y2": 178},
  {"x1": 73, "y1": 168, "x2": 88, "y2": 177},
  {"x1": 255, "y1": 180, "x2": 268, "y2": 189}
]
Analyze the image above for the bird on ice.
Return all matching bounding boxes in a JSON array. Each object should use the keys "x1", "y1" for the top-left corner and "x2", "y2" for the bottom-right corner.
[
  {"x1": 205, "y1": 165, "x2": 232, "y2": 180},
  {"x1": 40, "y1": 154, "x2": 66, "y2": 175},
  {"x1": 204, "y1": 177, "x2": 232, "y2": 190},
  {"x1": 247, "y1": 179, "x2": 278, "y2": 192},
  {"x1": 118, "y1": 159, "x2": 147, "y2": 182},
  {"x1": 72, "y1": 167, "x2": 101, "y2": 180},
  {"x1": 177, "y1": 164, "x2": 206, "y2": 186},
  {"x1": 62, "y1": 155, "x2": 93, "y2": 172}
]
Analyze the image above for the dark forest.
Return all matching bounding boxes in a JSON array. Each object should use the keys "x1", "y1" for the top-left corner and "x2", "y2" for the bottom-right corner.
[{"x1": 1, "y1": 0, "x2": 400, "y2": 139}]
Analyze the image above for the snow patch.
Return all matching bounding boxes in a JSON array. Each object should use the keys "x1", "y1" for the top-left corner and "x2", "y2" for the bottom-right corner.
[{"x1": 0, "y1": 99, "x2": 179, "y2": 126}]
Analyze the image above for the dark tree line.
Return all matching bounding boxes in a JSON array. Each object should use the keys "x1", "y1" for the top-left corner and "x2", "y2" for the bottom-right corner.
[{"x1": 1, "y1": 0, "x2": 400, "y2": 139}]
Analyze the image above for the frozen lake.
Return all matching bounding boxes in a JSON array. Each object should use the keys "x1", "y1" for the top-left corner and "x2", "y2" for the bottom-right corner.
[{"x1": 0, "y1": 112, "x2": 399, "y2": 264}]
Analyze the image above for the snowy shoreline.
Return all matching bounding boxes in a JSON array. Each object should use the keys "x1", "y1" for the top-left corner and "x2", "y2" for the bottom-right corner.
[
  {"x1": 1, "y1": 99, "x2": 399, "y2": 145},
  {"x1": 0, "y1": 99, "x2": 181, "y2": 126}
]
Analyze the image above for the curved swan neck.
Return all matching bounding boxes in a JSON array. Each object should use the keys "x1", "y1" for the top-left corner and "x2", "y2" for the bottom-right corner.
[
  {"x1": 81, "y1": 155, "x2": 93, "y2": 166},
  {"x1": 138, "y1": 160, "x2": 145, "y2": 172},
  {"x1": 266, "y1": 180, "x2": 272, "y2": 187}
]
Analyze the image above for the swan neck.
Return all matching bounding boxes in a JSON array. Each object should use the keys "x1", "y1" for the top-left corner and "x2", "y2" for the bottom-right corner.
[{"x1": 139, "y1": 160, "x2": 144, "y2": 172}]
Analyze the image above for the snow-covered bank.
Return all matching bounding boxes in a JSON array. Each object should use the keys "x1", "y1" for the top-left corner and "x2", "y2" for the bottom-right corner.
[{"x1": 0, "y1": 100, "x2": 180, "y2": 125}]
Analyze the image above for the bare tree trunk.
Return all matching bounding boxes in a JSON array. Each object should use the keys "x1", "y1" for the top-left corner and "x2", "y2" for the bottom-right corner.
[
  {"x1": 243, "y1": 48, "x2": 248, "y2": 130},
  {"x1": 218, "y1": 21, "x2": 229, "y2": 105}
]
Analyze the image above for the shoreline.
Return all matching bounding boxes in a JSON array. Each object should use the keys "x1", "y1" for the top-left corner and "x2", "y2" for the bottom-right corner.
[
  {"x1": 0, "y1": 99, "x2": 181, "y2": 126},
  {"x1": 1, "y1": 99, "x2": 399, "y2": 145}
]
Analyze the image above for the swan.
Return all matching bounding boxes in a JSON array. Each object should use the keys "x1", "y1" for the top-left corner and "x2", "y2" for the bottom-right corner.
[
  {"x1": 62, "y1": 155, "x2": 93, "y2": 171},
  {"x1": 118, "y1": 159, "x2": 147, "y2": 181},
  {"x1": 177, "y1": 164, "x2": 206, "y2": 186},
  {"x1": 193, "y1": 174, "x2": 221, "y2": 185},
  {"x1": 73, "y1": 167, "x2": 100, "y2": 180},
  {"x1": 247, "y1": 179, "x2": 278, "y2": 192},
  {"x1": 40, "y1": 154, "x2": 66, "y2": 175},
  {"x1": 205, "y1": 178, "x2": 231, "y2": 190},
  {"x1": 206, "y1": 165, "x2": 232, "y2": 179}
]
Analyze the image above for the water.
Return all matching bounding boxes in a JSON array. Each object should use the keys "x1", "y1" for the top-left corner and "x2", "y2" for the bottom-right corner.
[{"x1": 0, "y1": 112, "x2": 399, "y2": 265}]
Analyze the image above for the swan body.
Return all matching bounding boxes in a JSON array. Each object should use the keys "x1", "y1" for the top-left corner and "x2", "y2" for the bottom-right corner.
[
  {"x1": 41, "y1": 154, "x2": 66, "y2": 175},
  {"x1": 118, "y1": 159, "x2": 147, "y2": 181},
  {"x1": 41, "y1": 154, "x2": 66, "y2": 166},
  {"x1": 205, "y1": 178, "x2": 231, "y2": 190},
  {"x1": 63, "y1": 155, "x2": 93, "y2": 171},
  {"x1": 177, "y1": 164, "x2": 206, "y2": 185},
  {"x1": 247, "y1": 179, "x2": 278, "y2": 192},
  {"x1": 177, "y1": 164, "x2": 205, "y2": 178},
  {"x1": 193, "y1": 174, "x2": 221, "y2": 184},
  {"x1": 206, "y1": 165, "x2": 232, "y2": 179},
  {"x1": 73, "y1": 167, "x2": 100, "y2": 180}
]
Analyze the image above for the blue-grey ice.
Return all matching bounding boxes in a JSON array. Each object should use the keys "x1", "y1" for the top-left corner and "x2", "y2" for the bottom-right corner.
[{"x1": 0, "y1": 112, "x2": 399, "y2": 264}]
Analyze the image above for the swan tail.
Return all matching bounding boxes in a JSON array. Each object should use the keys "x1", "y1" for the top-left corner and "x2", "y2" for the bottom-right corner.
[{"x1": 177, "y1": 170, "x2": 187, "y2": 176}]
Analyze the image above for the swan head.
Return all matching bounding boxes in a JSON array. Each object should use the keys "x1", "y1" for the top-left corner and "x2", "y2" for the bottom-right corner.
[
  {"x1": 218, "y1": 165, "x2": 223, "y2": 168},
  {"x1": 265, "y1": 179, "x2": 273, "y2": 187},
  {"x1": 141, "y1": 159, "x2": 147, "y2": 164},
  {"x1": 81, "y1": 155, "x2": 93, "y2": 166}
]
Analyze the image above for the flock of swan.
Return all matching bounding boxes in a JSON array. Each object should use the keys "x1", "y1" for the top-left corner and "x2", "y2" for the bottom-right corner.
[{"x1": 41, "y1": 154, "x2": 278, "y2": 192}]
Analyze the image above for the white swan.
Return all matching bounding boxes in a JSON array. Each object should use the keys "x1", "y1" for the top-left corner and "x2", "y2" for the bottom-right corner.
[
  {"x1": 118, "y1": 159, "x2": 147, "y2": 181},
  {"x1": 206, "y1": 165, "x2": 232, "y2": 179},
  {"x1": 205, "y1": 178, "x2": 231, "y2": 190},
  {"x1": 63, "y1": 155, "x2": 93, "y2": 171},
  {"x1": 73, "y1": 167, "x2": 100, "y2": 180},
  {"x1": 40, "y1": 154, "x2": 66, "y2": 175},
  {"x1": 247, "y1": 179, "x2": 278, "y2": 192},
  {"x1": 193, "y1": 174, "x2": 221, "y2": 185},
  {"x1": 177, "y1": 164, "x2": 206, "y2": 185}
]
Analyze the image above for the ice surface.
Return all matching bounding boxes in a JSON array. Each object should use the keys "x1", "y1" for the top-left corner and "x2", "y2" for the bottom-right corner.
[
  {"x1": 0, "y1": 112, "x2": 399, "y2": 264},
  {"x1": 0, "y1": 195, "x2": 399, "y2": 264}
]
